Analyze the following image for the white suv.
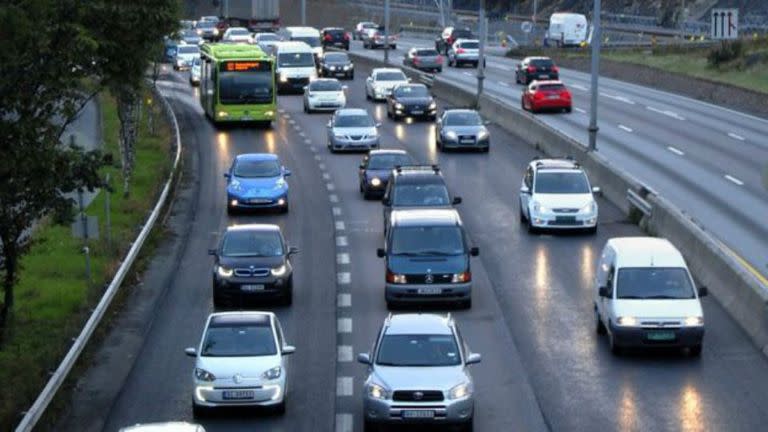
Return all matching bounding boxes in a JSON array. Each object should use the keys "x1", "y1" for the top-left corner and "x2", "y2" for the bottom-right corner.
[
  {"x1": 366, "y1": 68, "x2": 409, "y2": 101},
  {"x1": 594, "y1": 237, "x2": 707, "y2": 356},
  {"x1": 519, "y1": 158, "x2": 599, "y2": 233}
]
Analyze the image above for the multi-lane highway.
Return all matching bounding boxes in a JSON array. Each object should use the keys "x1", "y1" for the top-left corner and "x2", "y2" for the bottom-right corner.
[
  {"x1": 353, "y1": 37, "x2": 768, "y2": 286},
  {"x1": 84, "y1": 59, "x2": 768, "y2": 432}
]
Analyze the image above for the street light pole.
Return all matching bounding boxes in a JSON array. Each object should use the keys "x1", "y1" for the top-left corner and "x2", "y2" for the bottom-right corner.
[
  {"x1": 588, "y1": 0, "x2": 602, "y2": 151},
  {"x1": 475, "y1": 0, "x2": 486, "y2": 108},
  {"x1": 384, "y1": 0, "x2": 390, "y2": 64},
  {"x1": 301, "y1": 0, "x2": 306, "y2": 26}
]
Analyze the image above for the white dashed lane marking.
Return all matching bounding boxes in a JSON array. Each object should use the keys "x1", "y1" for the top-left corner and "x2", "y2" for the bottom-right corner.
[
  {"x1": 330, "y1": 194, "x2": 339, "y2": 203},
  {"x1": 600, "y1": 92, "x2": 635, "y2": 105},
  {"x1": 337, "y1": 253, "x2": 350, "y2": 265},
  {"x1": 724, "y1": 174, "x2": 744, "y2": 186},
  {"x1": 337, "y1": 318, "x2": 353, "y2": 333},
  {"x1": 336, "y1": 377, "x2": 353, "y2": 396},
  {"x1": 498, "y1": 81, "x2": 510, "y2": 87},
  {"x1": 337, "y1": 345, "x2": 353, "y2": 362},
  {"x1": 667, "y1": 146, "x2": 685, "y2": 156},
  {"x1": 337, "y1": 293, "x2": 351, "y2": 307},
  {"x1": 326, "y1": 183, "x2": 336, "y2": 191},
  {"x1": 336, "y1": 414, "x2": 353, "y2": 432},
  {"x1": 571, "y1": 84, "x2": 588, "y2": 91},
  {"x1": 618, "y1": 124, "x2": 633, "y2": 133},
  {"x1": 335, "y1": 235, "x2": 348, "y2": 246},
  {"x1": 574, "y1": 107, "x2": 586, "y2": 114},
  {"x1": 333, "y1": 207, "x2": 342, "y2": 216},
  {"x1": 322, "y1": 172, "x2": 331, "y2": 180},
  {"x1": 646, "y1": 105, "x2": 685, "y2": 121},
  {"x1": 728, "y1": 132, "x2": 746, "y2": 141},
  {"x1": 337, "y1": 272, "x2": 351, "y2": 284},
  {"x1": 335, "y1": 221, "x2": 346, "y2": 230}
]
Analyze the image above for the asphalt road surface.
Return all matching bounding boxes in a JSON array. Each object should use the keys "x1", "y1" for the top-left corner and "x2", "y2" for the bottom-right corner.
[
  {"x1": 352, "y1": 36, "x2": 768, "y2": 289},
  {"x1": 92, "y1": 63, "x2": 768, "y2": 432}
]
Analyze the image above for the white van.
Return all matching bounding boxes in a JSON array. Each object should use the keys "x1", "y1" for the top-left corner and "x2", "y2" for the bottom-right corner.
[
  {"x1": 279, "y1": 26, "x2": 323, "y2": 58},
  {"x1": 546, "y1": 13, "x2": 588, "y2": 47},
  {"x1": 594, "y1": 237, "x2": 707, "y2": 356},
  {"x1": 274, "y1": 41, "x2": 318, "y2": 93}
]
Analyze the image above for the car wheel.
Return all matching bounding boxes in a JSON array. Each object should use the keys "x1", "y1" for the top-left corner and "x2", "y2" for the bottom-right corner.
[
  {"x1": 386, "y1": 107, "x2": 392, "y2": 118},
  {"x1": 363, "y1": 420, "x2": 379, "y2": 432},
  {"x1": 521, "y1": 99, "x2": 527, "y2": 111},
  {"x1": 366, "y1": 89, "x2": 371, "y2": 100},
  {"x1": 519, "y1": 205, "x2": 526, "y2": 223},
  {"x1": 565, "y1": 107, "x2": 572, "y2": 113},
  {"x1": 350, "y1": 72, "x2": 355, "y2": 80},
  {"x1": 609, "y1": 331, "x2": 623, "y2": 355},
  {"x1": 213, "y1": 287, "x2": 226, "y2": 308},
  {"x1": 461, "y1": 298, "x2": 472, "y2": 309},
  {"x1": 527, "y1": 218, "x2": 537, "y2": 234},
  {"x1": 192, "y1": 402, "x2": 208, "y2": 418},
  {"x1": 273, "y1": 398, "x2": 286, "y2": 415},
  {"x1": 462, "y1": 418, "x2": 474, "y2": 432},
  {"x1": 303, "y1": 103, "x2": 309, "y2": 113},
  {"x1": 587, "y1": 225, "x2": 598, "y2": 235},
  {"x1": 482, "y1": 145, "x2": 490, "y2": 153},
  {"x1": 281, "y1": 200, "x2": 289, "y2": 214},
  {"x1": 437, "y1": 139, "x2": 444, "y2": 152},
  {"x1": 282, "y1": 278, "x2": 293, "y2": 305},
  {"x1": 688, "y1": 344, "x2": 703, "y2": 357},
  {"x1": 595, "y1": 306, "x2": 606, "y2": 334}
]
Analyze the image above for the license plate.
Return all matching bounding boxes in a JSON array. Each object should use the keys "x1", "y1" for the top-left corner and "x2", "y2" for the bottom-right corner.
[
  {"x1": 241, "y1": 116, "x2": 253, "y2": 121},
  {"x1": 241, "y1": 284, "x2": 265, "y2": 292},
  {"x1": 547, "y1": 94, "x2": 560, "y2": 99},
  {"x1": 417, "y1": 287, "x2": 441, "y2": 295},
  {"x1": 460, "y1": 139, "x2": 474, "y2": 144},
  {"x1": 646, "y1": 331, "x2": 676, "y2": 341},
  {"x1": 334, "y1": 42, "x2": 344, "y2": 46},
  {"x1": 223, "y1": 390, "x2": 254, "y2": 400},
  {"x1": 402, "y1": 410, "x2": 435, "y2": 419},
  {"x1": 411, "y1": 110, "x2": 423, "y2": 115},
  {"x1": 539, "y1": 74, "x2": 549, "y2": 79}
]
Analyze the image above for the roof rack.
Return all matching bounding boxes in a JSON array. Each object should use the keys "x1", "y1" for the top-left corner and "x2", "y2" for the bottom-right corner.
[
  {"x1": 394, "y1": 164, "x2": 440, "y2": 174},
  {"x1": 535, "y1": 158, "x2": 580, "y2": 169}
]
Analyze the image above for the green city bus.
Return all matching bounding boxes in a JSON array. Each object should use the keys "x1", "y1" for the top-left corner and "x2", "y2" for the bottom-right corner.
[{"x1": 199, "y1": 43, "x2": 277, "y2": 126}]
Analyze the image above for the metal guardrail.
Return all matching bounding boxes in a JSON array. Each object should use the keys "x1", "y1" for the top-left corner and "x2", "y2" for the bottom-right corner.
[
  {"x1": 14, "y1": 83, "x2": 183, "y2": 432},
  {"x1": 627, "y1": 188, "x2": 652, "y2": 217}
]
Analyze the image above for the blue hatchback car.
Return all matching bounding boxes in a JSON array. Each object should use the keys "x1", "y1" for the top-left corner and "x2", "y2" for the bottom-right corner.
[{"x1": 225, "y1": 153, "x2": 291, "y2": 214}]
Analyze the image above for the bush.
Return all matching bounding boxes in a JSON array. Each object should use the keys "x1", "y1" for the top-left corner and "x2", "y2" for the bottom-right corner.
[{"x1": 708, "y1": 39, "x2": 744, "y2": 67}]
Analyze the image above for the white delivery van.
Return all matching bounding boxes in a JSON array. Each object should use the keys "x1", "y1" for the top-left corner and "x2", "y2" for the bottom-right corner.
[
  {"x1": 279, "y1": 26, "x2": 323, "y2": 58},
  {"x1": 273, "y1": 41, "x2": 317, "y2": 93},
  {"x1": 594, "y1": 237, "x2": 707, "y2": 356},
  {"x1": 546, "y1": 13, "x2": 588, "y2": 47}
]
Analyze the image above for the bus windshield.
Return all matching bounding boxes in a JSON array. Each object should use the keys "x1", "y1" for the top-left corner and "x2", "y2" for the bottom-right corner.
[{"x1": 219, "y1": 71, "x2": 273, "y2": 105}]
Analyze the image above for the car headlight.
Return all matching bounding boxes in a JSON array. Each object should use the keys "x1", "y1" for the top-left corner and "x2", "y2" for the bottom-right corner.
[
  {"x1": 449, "y1": 382, "x2": 472, "y2": 400},
  {"x1": 367, "y1": 383, "x2": 390, "y2": 400},
  {"x1": 451, "y1": 272, "x2": 471, "y2": 283},
  {"x1": 428, "y1": 101, "x2": 437, "y2": 110},
  {"x1": 580, "y1": 202, "x2": 597, "y2": 214},
  {"x1": 195, "y1": 368, "x2": 216, "y2": 382},
  {"x1": 616, "y1": 316, "x2": 638, "y2": 327},
  {"x1": 217, "y1": 111, "x2": 229, "y2": 118},
  {"x1": 329, "y1": 65, "x2": 336, "y2": 71},
  {"x1": 477, "y1": 129, "x2": 489, "y2": 140},
  {"x1": 532, "y1": 202, "x2": 550, "y2": 214},
  {"x1": 445, "y1": 131, "x2": 458, "y2": 140},
  {"x1": 344, "y1": 65, "x2": 352, "y2": 70},
  {"x1": 334, "y1": 133, "x2": 346, "y2": 139},
  {"x1": 370, "y1": 177, "x2": 382, "y2": 187},
  {"x1": 196, "y1": 29, "x2": 202, "y2": 35},
  {"x1": 309, "y1": 70, "x2": 317, "y2": 80},
  {"x1": 394, "y1": 102, "x2": 404, "y2": 110},
  {"x1": 217, "y1": 265, "x2": 233, "y2": 278},
  {"x1": 280, "y1": 73, "x2": 288, "y2": 82},
  {"x1": 213, "y1": 28, "x2": 219, "y2": 35},
  {"x1": 262, "y1": 366, "x2": 282, "y2": 380},
  {"x1": 271, "y1": 264, "x2": 288, "y2": 277},
  {"x1": 684, "y1": 316, "x2": 704, "y2": 327}
]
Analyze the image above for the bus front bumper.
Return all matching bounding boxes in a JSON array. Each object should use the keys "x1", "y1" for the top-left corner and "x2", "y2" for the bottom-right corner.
[{"x1": 215, "y1": 108, "x2": 276, "y2": 123}]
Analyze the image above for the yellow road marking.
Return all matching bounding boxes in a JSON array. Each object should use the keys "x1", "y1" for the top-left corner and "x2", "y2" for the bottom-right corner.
[{"x1": 719, "y1": 242, "x2": 768, "y2": 288}]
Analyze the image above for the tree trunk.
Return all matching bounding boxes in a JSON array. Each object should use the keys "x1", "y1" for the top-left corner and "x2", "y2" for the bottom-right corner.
[
  {"x1": 0, "y1": 243, "x2": 18, "y2": 332},
  {"x1": 117, "y1": 89, "x2": 139, "y2": 197}
]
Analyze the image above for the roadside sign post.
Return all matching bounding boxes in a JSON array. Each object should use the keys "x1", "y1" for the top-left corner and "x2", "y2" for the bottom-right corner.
[
  {"x1": 301, "y1": 0, "x2": 306, "y2": 26},
  {"x1": 711, "y1": 8, "x2": 738, "y2": 40},
  {"x1": 588, "y1": 0, "x2": 602, "y2": 151},
  {"x1": 475, "y1": 0, "x2": 486, "y2": 108},
  {"x1": 384, "y1": 0, "x2": 390, "y2": 64},
  {"x1": 521, "y1": 21, "x2": 532, "y2": 46}
]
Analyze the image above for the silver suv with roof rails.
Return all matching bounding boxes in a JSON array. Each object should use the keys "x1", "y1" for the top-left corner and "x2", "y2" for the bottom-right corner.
[
  {"x1": 519, "y1": 157, "x2": 600, "y2": 233},
  {"x1": 358, "y1": 313, "x2": 481, "y2": 432},
  {"x1": 377, "y1": 209, "x2": 478, "y2": 309}
]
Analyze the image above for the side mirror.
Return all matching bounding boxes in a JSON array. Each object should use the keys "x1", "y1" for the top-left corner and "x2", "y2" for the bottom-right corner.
[
  {"x1": 357, "y1": 353, "x2": 371, "y2": 364},
  {"x1": 208, "y1": 248, "x2": 217, "y2": 256},
  {"x1": 520, "y1": 185, "x2": 530, "y2": 195},
  {"x1": 452, "y1": 196, "x2": 462, "y2": 205},
  {"x1": 343, "y1": 85, "x2": 348, "y2": 90},
  {"x1": 282, "y1": 345, "x2": 296, "y2": 355},
  {"x1": 483, "y1": 120, "x2": 491, "y2": 125},
  {"x1": 598, "y1": 286, "x2": 610, "y2": 298},
  {"x1": 359, "y1": 163, "x2": 365, "y2": 169},
  {"x1": 366, "y1": 77, "x2": 372, "y2": 82},
  {"x1": 375, "y1": 122, "x2": 382, "y2": 128},
  {"x1": 283, "y1": 168, "x2": 292, "y2": 176},
  {"x1": 698, "y1": 286, "x2": 708, "y2": 297},
  {"x1": 223, "y1": 173, "x2": 231, "y2": 179},
  {"x1": 184, "y1": 347, "x2": 197, "y2": 357},
  {"x1": 376, "y1": 248, "x2": 385, "y2": 258},
  {"x1": 326, "y1": 121, "x2": 332, "y2": 128},
  {"x1": 592, "y1": 186, "x2": 602, "y2": 196},
  {"x1": 407, "y1": 77, "x2": 412, "y2": 82},
  {"x1": 466, "y1": 353, "x2": 482, "y2": 365},
  {"x1": 303, "y1": 85, "x2": 308, "y2": 91},
  {"x1": 470, "y1": 247, "x2": 479, "y2": 257},
  {"x1": 382, "y1": 198, "x2": 391, "y2": 206},
  {"x1": 288, "y1": 246, "x2": 300, "y2": 255}
]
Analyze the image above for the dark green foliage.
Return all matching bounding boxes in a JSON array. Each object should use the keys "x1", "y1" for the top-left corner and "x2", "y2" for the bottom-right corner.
[{"x1": 708, "y1": 39, "x2": 745, "y2": 67}]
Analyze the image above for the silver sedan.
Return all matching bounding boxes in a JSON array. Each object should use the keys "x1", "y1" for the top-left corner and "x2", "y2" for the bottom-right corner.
[
  {"x1": 326, "y1": 108, "x2": 381, "y2": 153},
  {"x1": 436, "y1": 109, "x2": 490, "y2": 152}
]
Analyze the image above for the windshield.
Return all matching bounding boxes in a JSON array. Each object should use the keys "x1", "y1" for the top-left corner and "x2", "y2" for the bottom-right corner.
[
  {"x1": 202, "y1": 325, "x2": 277, "y2": 357},
  {"x1": 220, "y1": 71, "x2": 273, "y2": 104},
  {"x1": 531, "y1": 59, "x2": 554, "y2": 68},
  {"x1": 257, "y1": 33, "x2": 279, "y2": 41},
  {"x1": 292, "y1": 36, "x2": 320, "y2": 47},
  {"x1": 335, "y1": 114, "x2": 373, "y2": 128},
  {"x1": 390, "y1": 225, "x2": 464, "y2": 256},
  {"x1": 616, "y1": 268, "x2": 696, "y2": 300},
  {"x1": 368, "y1": 154, "x2": 414, "y2": 170},
  {"x1": 459, "y1": 41, "x2": 479, "y2": 49},
  {"x1": 233, "y1": 159, "x2": 281, "y2": 178},
  {"x1": 229, "y1": 29, "x2": 249, "y2": 36},
  {"x1": 178, "y1": 46, "x2": 199, "y2": 54},
  {"x1": 197, "y1": 21, "x2": 215, "y2": 29},
  {"x1": 377, "y1": 334, "x2": 461, "y2": 366},
  {"x1": 444, "y1": 112, "x2": 481, "y2": 126},
  {"x1": 324, "y1": 53, "x2": 349, "y2": 63},
  {"x1": 534, "y1": 172, "x2": 590, "y2": 194},
  {"x1": 361, "y1": 23, "x2": 377, "y2": 29},
  {"x1": 394, "y1": 86, "x2": 429, "y2": 97},
  {"x1": 221, "y1": 230, "x2": 284, "y2": 257},
  {"x1": 416, "y1": 49, "x2": 439, "y2": 56},
  {"x1": 310, "y1": 80, "x2": 342, "y2": 91},
  {"x1": 392, "y1": 183, "x2": 450, "y2": 206},
  {"x1": 278, "y1": 52, "x2": 315, "y2": 67},
  {"x1": 376, "y1": 72, "x2": 407, "y2": 81}
]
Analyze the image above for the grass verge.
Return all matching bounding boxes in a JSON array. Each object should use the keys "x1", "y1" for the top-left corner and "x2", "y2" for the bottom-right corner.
[{"x1": 0, "y1": 87, "x2": 172, "y2": 430}]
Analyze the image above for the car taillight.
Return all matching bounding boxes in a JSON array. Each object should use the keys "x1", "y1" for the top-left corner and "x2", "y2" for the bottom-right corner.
[
  {"x1": 560, "y1": 90, "x2": 571, "y2": 99},
  {"x1": 447, "y1": 37, "x2": 453, "y2": 45},
  {"x1": 344, "y1": 33, "x2": 350, "y2": 40},
  {"x1": 551, "y1": 66, "x2": 559, "y2": 73},
  {"x1": 456, "y1": 48, "x2": 465, "y2": 54},
  {"x1": 324, "y1": 34, "x2": 332, "y2": 41},
  {"x1": 534, "y1": 92, "x2": 545, "y2": 100},
  {"x1": 437, "y1": 55, "x2": 443, "y2": 64},
  {"x1": 413, "y1": 57, "x2": 420, "y2": 64},
  {"x1": 527, "y1": 66, "x2": 536, "y2": 73}
]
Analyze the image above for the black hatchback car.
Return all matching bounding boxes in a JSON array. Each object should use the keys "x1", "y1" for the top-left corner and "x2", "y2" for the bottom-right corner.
[
  {"x1": 358, "y1": 149, "x2": 415, "y2": 199},
  {"x1": 386, "y1": 84, "x2": 437, "y2": 121},
  {"x1": 515, "y1": 56, "x2": 560, "y2": 85},
  {"x1": 210, "y1": 224, "x2": 299, "y2": 307},
  {"x1": 318, "y1": 51, "x2": 355, "y2": 79},
  {"x1": 321, "y1": 27, "x2": 350, "y2": 50}
]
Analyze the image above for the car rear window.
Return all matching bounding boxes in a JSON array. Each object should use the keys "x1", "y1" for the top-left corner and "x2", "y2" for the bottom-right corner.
[
  {"x1": 324, "y1": 52, "x2": 349, "y2": 62},
  {"x1": 392, "y1": 183, "x2": 450, "y2": 206},
  {"x1": 538, "y1": 84, "x2": 565, "y2": 91},
  {"x1": 531, "y1": 59, "x2": 554, "y2": 67},
  {"x1": 459, "y1": 41, "x2": 479, "y2": 49},
  {"x1": 178, "y1": 46, "x2": 200, "y2": 54},
  {"x1": 325, "y1": 29, "x2": 345, "y2": 36},
  {"x1": 310, "y1": 80, "x2": 343, "y2": 91},
  {"x1": 416, "y1": 49, "x2": 439, "y2": 56}
]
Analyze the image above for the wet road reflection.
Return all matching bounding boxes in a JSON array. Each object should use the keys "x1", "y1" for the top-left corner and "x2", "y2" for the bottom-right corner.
[
  {"x1": 618, "y1": 383, "x2": 638, "y2": 432},
  {"x1": 680, "y1": 384, "x2": 704, "y2": 432}
]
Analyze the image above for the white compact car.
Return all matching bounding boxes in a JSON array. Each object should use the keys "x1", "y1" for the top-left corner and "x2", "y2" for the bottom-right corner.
[
  {"x1": 365, "y1": 68, "x2": 409, "y2": 101},
  {"x1": 174, "y1": 44, "x2": 200, "y2": 71},
  {"x1": 303, "y1": 78, "x2": 346, "y2": 113},
  {"x1": 186, "y1": 312, "x2": 295, "y2": 416},
  {"x1": 519, "y1": 158, "x2": 599, "y2": 233},
  {"x1": 222, "y1": 27, "x2": 252, "y2": 43},
  {"x1": 594, "y1": 237, "x2": 707, "y2": 356},
  {"x1": 189, "y1": 57, "x2": 201, "y2": 86}
]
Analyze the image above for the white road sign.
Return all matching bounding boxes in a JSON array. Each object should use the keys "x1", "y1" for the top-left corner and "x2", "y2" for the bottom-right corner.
[
  {"x1": 711, "y1": 8, "x2": 738, "y2": 39},
  {"x1": 521, "y1": 21, "x2": 533, "y2": 33}
]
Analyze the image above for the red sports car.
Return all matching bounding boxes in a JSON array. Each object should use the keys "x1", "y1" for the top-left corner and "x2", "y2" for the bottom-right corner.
[{"x1": 521, "y1": 80, "x2": 572, "y2": 113}]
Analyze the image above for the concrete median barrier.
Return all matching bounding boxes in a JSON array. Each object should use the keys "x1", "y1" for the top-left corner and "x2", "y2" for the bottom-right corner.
[{"x1": 349, "y1": 49, "x2": 768, "y2": 357}]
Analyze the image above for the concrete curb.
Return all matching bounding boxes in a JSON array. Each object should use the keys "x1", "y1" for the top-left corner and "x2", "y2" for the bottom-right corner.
[{"x1": 349, "y1": 50, "x2": 768, "y2": 358}]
